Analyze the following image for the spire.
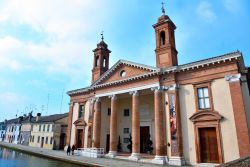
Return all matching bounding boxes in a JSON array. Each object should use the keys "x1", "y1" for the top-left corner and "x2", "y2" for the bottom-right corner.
[
  {"x1": 161, "y1": 1, "x2": 165, "y2": 15},
  {"x1": 101, "y1": 30, "x2": 104, "y2": 41}
]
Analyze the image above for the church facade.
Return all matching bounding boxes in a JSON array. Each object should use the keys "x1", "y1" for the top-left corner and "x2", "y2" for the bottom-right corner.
[{"x1": 66, "y1": 8, "x2": 250, "y2": 166}]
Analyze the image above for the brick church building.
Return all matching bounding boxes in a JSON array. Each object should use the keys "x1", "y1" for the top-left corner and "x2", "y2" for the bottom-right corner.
[{"x1": 66, "y1": 4, "x2": 250, "y2": 166}]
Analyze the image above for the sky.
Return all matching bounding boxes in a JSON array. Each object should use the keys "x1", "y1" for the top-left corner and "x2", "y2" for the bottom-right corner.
[{"x1": 0, "y1": 0, "x2": 249, "y2": 122}]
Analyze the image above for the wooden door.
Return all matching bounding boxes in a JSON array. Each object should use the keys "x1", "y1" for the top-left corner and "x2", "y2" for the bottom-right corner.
[
  {"x1": 199, "y1": 127, "x2": 219, "y2": 163},
  {"x1": 106, "y1": 134, "x2": 110, "y2": 153},
  {"x1": 140, "y1": 126, "x2": 150, "y2": 153},
  {"x1": 76, "y1": 130, "x2": 83, "y2": 148}
]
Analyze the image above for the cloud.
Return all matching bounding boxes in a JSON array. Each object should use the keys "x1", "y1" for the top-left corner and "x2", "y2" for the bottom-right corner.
[
  {"x1": 0, "y1": 92, "x2": 22, "y2": 104},
  {"x1": 0, "y1": 0, "x2": 111, "y2": 77},
  {"x1": 222, "y1": 0, "x2": 241, "y2": 13},
  {"x1": 196, "y1": 1, "x2": 217, "y2": 23}
]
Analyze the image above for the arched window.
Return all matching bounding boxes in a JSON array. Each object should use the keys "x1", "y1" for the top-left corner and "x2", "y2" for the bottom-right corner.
[
  {"x1": 160, "y1": 31, "x2": 165, "y2": 46},
  {"x1": 103, "y1": 57, "x2": 106, "y2": 67},
  {"x1": 95, "y1": 56, "x2": 99, "y2": 67}
]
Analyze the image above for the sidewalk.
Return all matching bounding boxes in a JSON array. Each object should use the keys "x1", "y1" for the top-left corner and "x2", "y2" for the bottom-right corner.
[{"x1": 0, "y1": 142, "x2": 175, "y2": 167}]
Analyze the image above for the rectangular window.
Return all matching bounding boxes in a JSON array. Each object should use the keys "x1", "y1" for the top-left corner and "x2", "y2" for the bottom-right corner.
[
  {"x1": 124, "y1": 128, "x2": 129, "y2": 134},
  {"x1": 124, "y1": 109, "x2": 130, "y2": 116},
  {"x1": 50, "y1": 137, "x2": 53, "y2": 145},
  {"x1": 31, "y1": 125, "x2": 33, "y2": 131},
  {"x1": 47, "y1": 125, "x2": 50, "y2": 132},
  {"x1": 43, "y1": 125, "x2": 46, "y2": 132},
  {"x1": 107, "y1": 108, "x2": 111, "y2": 116},
  {"x1": 37, "y1": 136, "x2": 40, "y2": 143},
  {"x1": 79, "y1": 104, "x2": 85, "y2": 118},
  {"x1": 52, "y1": 125, "x2": 55, "y2": 131},
  {"x1": 45, "y1": 137, "x2": 48, "y2": 144},
  {"x1": 39, "y1": 125, "x2": 41, "y2": 131},
  {"x1": 32, "y1": 136, "x2": 34, "y2": 142},
  {"x1": 123, "y1": 138, "x2": 130, "y2": 143},
  {"x1": 197, "y1": 87, "x2": 210, "y2": 109}
]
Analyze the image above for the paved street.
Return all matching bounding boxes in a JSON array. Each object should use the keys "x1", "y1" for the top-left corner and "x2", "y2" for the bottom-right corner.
[{"x1": 0, "y1": 142, "x2": 179, "y2": 167}]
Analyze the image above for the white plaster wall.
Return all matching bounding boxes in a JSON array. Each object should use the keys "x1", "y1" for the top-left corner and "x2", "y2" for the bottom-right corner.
[
  {"x1": 70, "y1": 103, "x2": 79, "y2": 146},
  {"x1": 100, "y1": 94, "x2": 156, "y2": 153},
  {"x1": 179, "y1": 84, "x2": 196, "y2": 165},
  {"x1": 241, "y1": 81, "x2": 250, "y2": 136},
  {"x1": 212, "y1": 78, "x2": 240, "y2": 162},
  {"x1": 100, "y1": 98, "x2": 110, "y2": 151}
]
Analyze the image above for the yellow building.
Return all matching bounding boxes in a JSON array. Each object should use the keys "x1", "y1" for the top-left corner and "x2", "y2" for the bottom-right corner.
[{"x1": 29, "y1": 113, "x2": 68, "y2": 150}]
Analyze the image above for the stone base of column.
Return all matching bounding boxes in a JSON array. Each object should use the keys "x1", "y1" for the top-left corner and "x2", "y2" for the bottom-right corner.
[
  {"x1": 168, "y1": 156, "x2": 185, "y2": 166},
  {"x1": 152, "y1": 155, "x2": 166, "y2": 164},
  {"x1": 106, "y1": 151, "x2": 117, "y2": 158},
  {"x1": 129, "y1": 153, "x2": 141, "y2": 161}
]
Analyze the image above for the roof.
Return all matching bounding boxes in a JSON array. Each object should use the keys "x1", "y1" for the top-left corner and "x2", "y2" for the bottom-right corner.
[
  {"x1": 35, "y1": 113, "x2": 68, "y2": 123},
  {"x1": 67, "y1": 51, "x2": 243, "y2": 95}
]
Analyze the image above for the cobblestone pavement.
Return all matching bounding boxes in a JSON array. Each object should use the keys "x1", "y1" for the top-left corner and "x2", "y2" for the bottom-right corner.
[{"x1": 0, "y1": 142, "x2": 178, "y2": 167}]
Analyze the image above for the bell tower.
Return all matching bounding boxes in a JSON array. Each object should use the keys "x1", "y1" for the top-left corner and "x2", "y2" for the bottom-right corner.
[
  {"x1": 92, "y1": 32, "x2": 111, "y2": 83},
  {"x1": 153, "y1": 2, "x2": 178, "y2": 68}
]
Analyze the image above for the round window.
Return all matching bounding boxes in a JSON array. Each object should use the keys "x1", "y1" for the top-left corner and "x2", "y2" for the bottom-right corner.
[{"x1": 120, "y1": 70, "x2": 126, "y2": 78}]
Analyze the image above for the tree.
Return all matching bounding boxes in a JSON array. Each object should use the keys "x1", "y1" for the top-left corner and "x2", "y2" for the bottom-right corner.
[
  {"x1": 145, "y1": 134, "x2": 153, "y2": 154},
  {"x1": 117, "y1": 136, "x2": 122, "y2": 152},
  {"x1": 127, "y1": 133, "x2": 132, "y2": 153}
]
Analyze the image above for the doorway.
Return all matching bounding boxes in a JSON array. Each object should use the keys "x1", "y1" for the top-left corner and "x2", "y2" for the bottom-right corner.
[
  {"x1": 106, "y1": 134, "x2": 110, "y2": 153},
  {"x1": 140, "y1": 126, "x2": 150, "y2": 153},
  {"x1": 76, "y1": 129, "x2": 83, "y2": 148},
  {"x1": 59, "y1": 133, "x2": 66, "y2": 150},
  {"x1": 199, "y1": 127, "x2": 219, "y2": 163},
  {"x1": 41, "y1": 137, "x2": 44, "y2": 148}
]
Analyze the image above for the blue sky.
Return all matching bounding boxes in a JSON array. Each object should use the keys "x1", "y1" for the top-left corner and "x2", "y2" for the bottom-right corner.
[{"x1": 0, "y1": 0, "x2": 249, "y2": 122}]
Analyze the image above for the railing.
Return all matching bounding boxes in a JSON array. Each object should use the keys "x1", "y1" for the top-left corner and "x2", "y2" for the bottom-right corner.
[{"x1": 77, "y1": 148, "x2": 105, "y2": 158}]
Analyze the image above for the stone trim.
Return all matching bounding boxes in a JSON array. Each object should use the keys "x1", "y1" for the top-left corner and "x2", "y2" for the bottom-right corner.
[
  {"x1": 225, "y1": 74, "x2": 241, "y2": 83},
  {"x1": 193, "y1": 82, "x2": 214, "y2": 112},
  {"x1": 190, "y1": 111, "x2": 224, "y2": 164}
]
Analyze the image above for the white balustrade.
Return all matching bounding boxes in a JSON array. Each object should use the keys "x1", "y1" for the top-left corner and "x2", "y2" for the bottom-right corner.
[{"x1": 77, "y1": 148, "x2": 105, "y2": 158}]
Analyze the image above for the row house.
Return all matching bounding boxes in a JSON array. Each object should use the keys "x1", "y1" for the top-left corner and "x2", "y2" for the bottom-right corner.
[
  {"x1": 29, "y1": 113, "x2": 68, "y2": 150},
  {"x1": 0, "y1": 121, "x2": 6, "y2": 141}
]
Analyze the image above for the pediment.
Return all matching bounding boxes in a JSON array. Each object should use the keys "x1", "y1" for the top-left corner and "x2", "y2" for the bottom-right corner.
[
  {"x1": 73, "y1": 118, "x2": 87, "y2": 127},
  {"x1": 93, "y1": 60, "x2": 158, "y2": 86},
  {"x1": 189, "y1": 111, "x2": 223, "y2": 123}
]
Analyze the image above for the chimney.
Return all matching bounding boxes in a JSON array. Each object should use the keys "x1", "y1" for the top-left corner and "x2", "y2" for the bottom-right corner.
[
  {"x1": 18, "y1": 116, "x2": 23, "y2": 123},
  {"x1": 28, "y1": 112, "x2": 33, "y2": 121},
  {"x1": 36, "y1": 113, "x2": 41, "y2": 122}
]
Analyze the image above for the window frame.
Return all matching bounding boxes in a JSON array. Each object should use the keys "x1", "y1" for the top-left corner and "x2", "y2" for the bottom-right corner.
[
  {"x1": 123, "y1": 128, "x2": 129, "y2": 134},
  {"x1": 79, "y1": 104, "x2": 85, "y2": 118},
  {"x1": 124, "y1": 109, "x2": 130, "y2": 116},
  {"x1": 193, "y1": 82, "x2": 214, "y2": 112}
]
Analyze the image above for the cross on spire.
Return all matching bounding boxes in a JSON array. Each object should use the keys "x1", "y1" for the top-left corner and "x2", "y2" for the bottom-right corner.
[
  {"x1": 161, "y1": 1, "x2": 166, "y2": 15},
  {"x1": 101, "y1": 31, "x2": 104, "y2": 41}
]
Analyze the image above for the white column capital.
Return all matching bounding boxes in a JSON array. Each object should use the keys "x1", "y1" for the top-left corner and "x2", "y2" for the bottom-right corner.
[
  {"x1": 129, "y1": 90, "x2": 139, "y2": 96},
  {"x1": 225, "y1": 73, "x2": 241, "y2": 83},
  {"x1": 95, "y1": 97, "x2": 100, "y2": 102},
  {"x1": 108, "y1": 94, "x2": 117, "y2": 100}
]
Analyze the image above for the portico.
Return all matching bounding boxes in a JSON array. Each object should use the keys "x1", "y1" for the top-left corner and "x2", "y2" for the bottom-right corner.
[{"x1": 89, "y1": 82, "x2": 182, "y2": 164}]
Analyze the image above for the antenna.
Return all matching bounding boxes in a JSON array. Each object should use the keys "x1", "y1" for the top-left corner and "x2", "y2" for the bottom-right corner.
[
  {"x1": 161, "y1": 0, "x2": 166, "y2": 15},
  {"x1": 59, "y1": 88, "x2": 64, "y2": 114},
  {"x1": 101, "y1": 31, "x2": 104, "y2": 41},
  {"x1": 46, "y1": 93, "x2": 50, "y2": 115}
]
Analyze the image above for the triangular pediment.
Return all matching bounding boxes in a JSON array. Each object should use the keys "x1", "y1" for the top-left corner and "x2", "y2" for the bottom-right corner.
[{"x1": 92, "y1": 60, "x2": 159, "y2": 86}]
